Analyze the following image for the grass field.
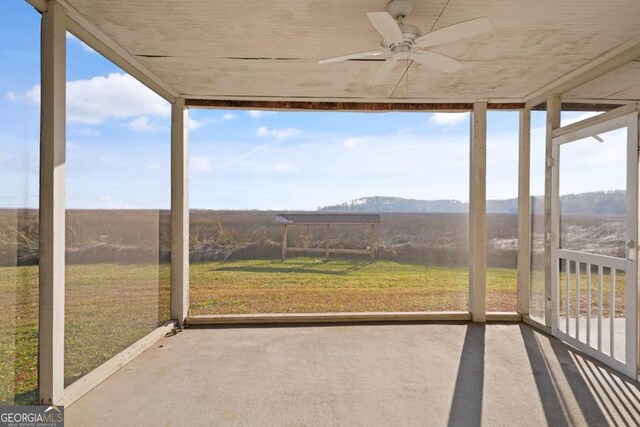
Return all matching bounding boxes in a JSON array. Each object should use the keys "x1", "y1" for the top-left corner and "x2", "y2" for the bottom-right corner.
[
  {"x1": 0, "y1": 263, "x2": 170, "y2": 405},
  {"x1": 0, "y1": 208, "x2": 626, "y2": 404},
  {"x1": 1, "y1": 257, "x2": 518, "y2": 404},
  {"x1": 190, "y1": 258, "x2": 518, "y2": 314}
]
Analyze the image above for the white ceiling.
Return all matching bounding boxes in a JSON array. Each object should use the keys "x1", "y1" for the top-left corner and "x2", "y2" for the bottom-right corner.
[
  {"x1": 565, "y1": 60, "x2": 640, "y2": 100},
  {"x1": 65, "y1": 0, "x2": 640, "y2": 103}
]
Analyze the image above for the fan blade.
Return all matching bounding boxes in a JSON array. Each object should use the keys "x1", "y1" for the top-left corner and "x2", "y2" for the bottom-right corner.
[
  {"x1": 410, "y1": 51, "x2": 464, "y2": 73},
  {"x1": 319, "y1": 50, "x2": 386, "y2": 64},
  {"x1": 366, "y1": 12, "x2": 403, "y2": 44},
  {"x1": 368, "y1": 57, "x2": 398, "y2": 85},
  {"x1": 414, "y1": 17, "x2": 492, "y2": 48}
]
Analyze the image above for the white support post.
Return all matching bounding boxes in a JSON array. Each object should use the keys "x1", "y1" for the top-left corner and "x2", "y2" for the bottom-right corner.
[
  {"x1": 281, "y1": 225, "x2": 288, "y2": 260},
  {"x1": 517, "y1": 109, "x2": 531, "y2": 314},
  {"x1": 636, "y1": 113, "x2": 640, "y2": 380},
  {"x1": 325, "y1": 224, "x2": 330, "y2": 259},
  {"x1": 171, "y1": 98, "x2": 189, "y2": 325},
  {"x1": 469, "y1": 102, "x2": 487, "y2": 322},
  {"x1": 369, "y1": 224, "x2": 376, "y2": 259},
  {"x1": 39, "y1": 0, "x2": 66, "y2": 405},
  {"x1": 544, "y1": 95, "x2": 561, "y2": 327},
  {"x1": 626, "y1": 111, "x2": 639, "y2": 379}
]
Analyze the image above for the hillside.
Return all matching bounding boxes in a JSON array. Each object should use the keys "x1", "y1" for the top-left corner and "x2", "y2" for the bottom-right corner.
[
  {"x1": 319, "y1": 191, "x2": 625, "y2": 215},
  {"x1": 319, "y1": 196, "x2": 468, "y2": 213}
]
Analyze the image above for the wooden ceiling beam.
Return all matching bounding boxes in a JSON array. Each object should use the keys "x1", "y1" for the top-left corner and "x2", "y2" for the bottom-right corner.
[
  {"x1": 187, "y1": 99, "x2": 624, "y2": 112},
  {"x1": 525, "y1": 33, "x2": 640, "y2": 108},
  {"x1": 530, "y1": 101, "x2": 627, "y2": 111},
  {"x1": 185, "y1": 99, "x2": 525, "y2": 111},
  {"x1": 25, "y1": 0, "x2": 47, "y2": 12}
]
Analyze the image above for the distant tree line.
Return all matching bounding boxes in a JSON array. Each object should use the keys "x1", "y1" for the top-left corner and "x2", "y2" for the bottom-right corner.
[{"x1": 319, "y1": 190, "x2": 626, "y2": 215}]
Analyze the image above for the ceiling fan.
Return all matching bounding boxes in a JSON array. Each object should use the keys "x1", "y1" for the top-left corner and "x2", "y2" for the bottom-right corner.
[{"x1": 319, "y1": 0, "x2": 492, "y2": 85}]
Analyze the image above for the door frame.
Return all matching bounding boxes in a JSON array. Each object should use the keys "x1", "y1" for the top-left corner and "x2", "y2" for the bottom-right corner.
[{"x1": 550, "y1": 103, "x2": 639, "y2": 379}]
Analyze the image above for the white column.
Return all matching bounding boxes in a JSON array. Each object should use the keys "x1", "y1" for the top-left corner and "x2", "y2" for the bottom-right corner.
[
  {"x1": 625, "y1": 111, "x2": 639, "y2": 378},
  {"x1": 39, "y1": 0, "x2": 66, "y2": 405},
  {"x1": 469, "y1": 102, "x2": 487, "y2": 322},
  {"x1": 517, "y1": 109, "x2": 531, "y2": 314},
  {"x1": 544, "y1": 95, "x2": 561, "y2": 327},
  {"x1": 171, "y1": 98, "x2": 189, "y2": 324}
]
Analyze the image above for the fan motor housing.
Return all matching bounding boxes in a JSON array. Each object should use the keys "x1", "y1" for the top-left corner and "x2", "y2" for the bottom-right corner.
[
  {"x1": 399, "y1": 24, "x2": 420, "y2": 43},
  {"x1": 381, "y1": 24, "x2": 420, "y2": 50}
]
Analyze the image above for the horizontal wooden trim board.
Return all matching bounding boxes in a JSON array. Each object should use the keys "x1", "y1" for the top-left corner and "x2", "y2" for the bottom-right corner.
[
  {"x1": 552, "y1": 102, "x2": 640, "y2": 139},
  {"x1": 59, "y1": 321, "x2": 177, "y2": 407},
  {"x1": 519, "y1": 102, "x2": 627, "y2": 112},
  {"x1": 485, "y1": 312, "x2": 522, "y2": 322},
  {"x1": 186, "y1": 312, "x2": 474, "y2": 325},
  {"x1": 186, "y1": 99, "x2": 525, "y2": 111},
  {"x1": 522, "y1": 315, "x2": 552, "y2": 334},
  {"x1": 187, "y1": 99, "x2": 624, "y2": 113},
  {"x1": 557, "y1": 102, "x2": 627, "y2": 111}
]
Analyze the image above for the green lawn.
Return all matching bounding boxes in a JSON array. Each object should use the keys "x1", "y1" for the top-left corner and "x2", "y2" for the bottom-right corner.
[
  {"x1": 0, "y1": 257, "x2": 517, "y2": 404},
  {"x1": 557, "y1": 268, "x2": 626, "y2": 317},
  {"x1": 190, "y1": 258, "x2": 517, "y2": 314},
  {"x1": 0, "y1": 263, "x2": 171, "y2": 404}
]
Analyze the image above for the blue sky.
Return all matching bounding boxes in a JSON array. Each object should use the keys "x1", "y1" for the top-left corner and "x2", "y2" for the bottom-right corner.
[{"x1": 0, "y1": 1, "x2": 625, "y2": 210}]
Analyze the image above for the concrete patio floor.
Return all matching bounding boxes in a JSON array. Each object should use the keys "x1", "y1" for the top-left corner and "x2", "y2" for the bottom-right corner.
[{"x1": 66, "y1": 323, "x2": 640, "y2": 426}]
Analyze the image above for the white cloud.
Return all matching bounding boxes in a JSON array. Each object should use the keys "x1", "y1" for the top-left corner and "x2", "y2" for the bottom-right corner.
[
  {"x1": 66, "y1": 141, "x2": 82, "y2": 150},
  {"x1": 127, "y1": 116, "x2": 157, "y2": 132},
  {"x1": 189, "y1": 118, "x2": 204, "y2": 130},
  {"x1": 66, "y1": 33, "x2": 97, "y2": 53},
  {"x1": 146, "y1": 162, "x2": 162, "y2": 170},
  {"x1": 7, "y1": 72, "x2": 170, "y2": 125},
  {"x1": 190, "y1": 156, "x2": 211, "y2": 173},
  {"x1": 560, "y1": 111, "x2": 601, "y2": 127},
  {"x1": 70, "y1": 127, "x2": 101, "y2": 138},
  {"x1": 429, "y1": 112, "x2": 469, "y2": 127},
  {"x1": 222, "y1": 113, "x2": 237, "y2": 121},
  {"x1": 189, "y1": 116, "x2": 215, "y2": 131},
  {"x1": 273, "y1": 163, "x2": 299, "y2": 173},
  {"x1": 343, "y1": 137, "x2": 368, "y2": 149},
  {"x1": 6, "y1": 86, "x2": 39, "y2": 105},
  {"x1": 255, "y1": 126, "x2": 300, "y2": 140},
  {"x1": 248, "y1": 110, "x2": 276, "y2": 119}
]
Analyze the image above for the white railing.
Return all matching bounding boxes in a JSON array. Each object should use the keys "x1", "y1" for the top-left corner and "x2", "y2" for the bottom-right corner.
[{"x1": 555, "y1": 249, "x2": 626, "y2": 372}]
